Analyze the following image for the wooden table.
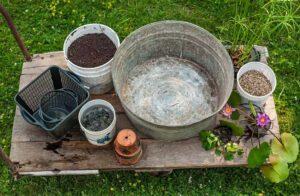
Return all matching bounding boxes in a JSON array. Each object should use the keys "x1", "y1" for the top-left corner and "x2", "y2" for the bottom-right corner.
[{"x1": 10, "y1": 51, "x2": 279, "y2": 176}]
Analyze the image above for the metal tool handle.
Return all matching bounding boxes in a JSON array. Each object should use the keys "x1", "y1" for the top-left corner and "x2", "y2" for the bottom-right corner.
[{"x1": 0, "y1": 4, "x2": 31, "y2": 61}]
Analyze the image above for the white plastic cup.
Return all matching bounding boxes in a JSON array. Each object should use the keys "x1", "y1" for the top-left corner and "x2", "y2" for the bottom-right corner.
[
  {"x1": 63, "y1": 24, "x2": 120, "y2": 95},
  {"x1": 78, "y1": 99, "x2": 117, "y2": 146},
  {"x1": 237, "y1": 62, "x2": 276, "y2": 107}
]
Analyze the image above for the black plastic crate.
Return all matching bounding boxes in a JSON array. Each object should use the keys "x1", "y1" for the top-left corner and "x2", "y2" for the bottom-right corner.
[{"x1": 15, "y1": 66, "x2": 90, "y2": 138}]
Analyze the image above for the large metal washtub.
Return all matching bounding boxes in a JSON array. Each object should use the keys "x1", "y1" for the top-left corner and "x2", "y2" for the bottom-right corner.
[{"x1": 112, "y1": 21, "x2": 234, "y2": 141}]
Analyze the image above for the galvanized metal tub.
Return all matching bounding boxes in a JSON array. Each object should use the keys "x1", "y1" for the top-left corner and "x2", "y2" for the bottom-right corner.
[{"x1": 112, "y1": 21, "x2": 234, "y2": 141}]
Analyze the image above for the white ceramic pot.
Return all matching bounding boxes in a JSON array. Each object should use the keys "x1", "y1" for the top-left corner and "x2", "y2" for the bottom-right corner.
[
  {"x1": 237, "y1": 62, "x2": 276, "y2": 107},
  {"x1": 63, "y1": 24, "x2": 120, "y2": 95},
  {"x1": 78, "y1": 99, "x2": 117, "y2": 146}
]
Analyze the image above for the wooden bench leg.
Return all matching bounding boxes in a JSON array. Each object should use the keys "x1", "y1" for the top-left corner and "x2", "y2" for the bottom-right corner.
[
  {"x1": 149, "y1": 170, "x2": 173, "y2": 177},
  {"x1": 0, "y1": 147, "x2": 19, "y2": 180},
  {"x1": 134, "y1": 169, "x2": 173, "y2": 177}
]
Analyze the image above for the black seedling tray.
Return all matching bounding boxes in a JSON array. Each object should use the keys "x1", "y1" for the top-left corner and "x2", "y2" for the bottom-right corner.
[{"x1": 15, "y1": 66, "x2": 90, "y2": 138}]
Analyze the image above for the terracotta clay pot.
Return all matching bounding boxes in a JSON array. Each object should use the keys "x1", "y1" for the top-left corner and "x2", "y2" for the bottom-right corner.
[{"x1": 114, "y1": 129, "x2": 142, "y2": 165}]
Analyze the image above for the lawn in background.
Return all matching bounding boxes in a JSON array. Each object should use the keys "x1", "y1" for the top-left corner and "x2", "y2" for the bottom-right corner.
[{"x1": 0, "y1": 0, "x2": 299, "y2": 195}]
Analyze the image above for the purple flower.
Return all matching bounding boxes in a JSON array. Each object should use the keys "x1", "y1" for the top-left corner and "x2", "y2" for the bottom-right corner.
[
  {"x1": 256, "y1": 113, "x2": 271, "y2": 127},
  {"x1": 222, "y1": 104, "x2": 235, "y2": 118}
]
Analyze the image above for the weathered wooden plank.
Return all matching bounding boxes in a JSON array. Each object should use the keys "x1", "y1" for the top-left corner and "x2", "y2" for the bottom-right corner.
[
  {"x1": 11, "y1": 137, "x2": 253, "y2": 173},
  {"x1": 12, "y1": 112, "x2": 134, "y2": 142},
  {"x1": 12, "y1": 115, "x2": 84, "y2": 142},
  {"x1": 23, "y1": 51, "x2": 66, "y2": 70}
]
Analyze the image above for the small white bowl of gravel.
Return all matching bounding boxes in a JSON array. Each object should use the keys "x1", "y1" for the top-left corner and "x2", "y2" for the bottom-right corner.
[{"x1": 237, "y1": 62, "x2": 277, "y2": 107}]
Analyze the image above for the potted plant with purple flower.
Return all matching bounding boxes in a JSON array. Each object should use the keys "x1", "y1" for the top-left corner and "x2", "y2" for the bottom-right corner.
[{"x1": 199, "y1": 91, "x2": 299, "y2": 183}]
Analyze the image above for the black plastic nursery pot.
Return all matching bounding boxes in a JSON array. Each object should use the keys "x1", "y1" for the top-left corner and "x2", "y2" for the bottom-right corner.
[{"x1": 15, "y1": 66, "x2": 90, "y2": 138}]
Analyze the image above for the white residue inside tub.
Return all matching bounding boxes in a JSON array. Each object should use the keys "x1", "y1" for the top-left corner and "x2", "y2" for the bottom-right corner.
[{"x1": 122, "y1": 56, "x2": 218, "y2": 126}]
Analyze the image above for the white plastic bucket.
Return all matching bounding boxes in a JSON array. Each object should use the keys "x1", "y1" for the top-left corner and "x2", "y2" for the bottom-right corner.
[
  {"x1": 78, "y1": 99, "x2": 117, "y2": 146},
  {"x1": 237, "y1": 62, "x2": 276, "y2": 107},
  {"x1": 63, "y1": 24, "x2": 120, "y2": 94}
]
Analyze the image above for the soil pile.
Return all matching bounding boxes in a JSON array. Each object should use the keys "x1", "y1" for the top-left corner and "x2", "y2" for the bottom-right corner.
[{"x1": 67, "y1": 33, "x2": 116, "y2": 68}]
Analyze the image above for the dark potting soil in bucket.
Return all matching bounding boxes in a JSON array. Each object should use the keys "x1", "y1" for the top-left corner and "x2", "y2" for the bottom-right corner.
[
  {"x1": 81, "y1": 105, "x2": 114, "y2": 131},
  {"x1": 239, "y1": 70, "x2": 272, "y2": 96},
  {"x1": 67, "y1": 33, "x2": 116, "y2": 68},
  {"x1": 122, "y1": 57, "x2": 219, "y2": 126}
]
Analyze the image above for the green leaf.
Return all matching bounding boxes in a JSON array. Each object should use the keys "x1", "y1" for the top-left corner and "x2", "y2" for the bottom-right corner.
[
  {"x1": 199, "y1": 130, "x2": 210, "y2": 139},
  {"x1": 225, "y1": 142, "x2": 240, "y2": 153},
  {"x1": 199, "y1": 130, "x2": 219, "y2": 150},
  {"x1": 261, "y1": 158, "x2": 289, "y2": 183},
  {"x1": 248, "y1": 101, "x2": 257, "y2": 117},
  {"x1": 224, "y1": 152, "x2": 234, "y2": 160},
  {"x1": 215, "y1": 148, "x2": 222, "y2": 156},
  {"x1": 269, "y1": 154, "x2": 281, "y2": 165},
  {"x1": 220, "y1": 120, "x2": 244, "y2": 136},
  {"x1": 247, "y1": 142, "x2": 271, "y2": 168},
  {"x1": 230, "y1": 110, "x2": 240, "y2": 120},
  {"x1": 228, "y1": 91, "x2": 241, "y2": 107},
  {"x1": 271, "y1": 133, "x2": 299, "y2": 163},
  {"x1": 237, "y1": 149, "x2": 244, "y2": 156}
]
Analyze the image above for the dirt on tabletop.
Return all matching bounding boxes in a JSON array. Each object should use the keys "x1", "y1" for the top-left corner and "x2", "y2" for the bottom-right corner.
[
  {"x1": 67, "y1": 33, "x2": 116, "y2": 68},
  {"x1": 239, "y1": 70, "x2": 272, "y2": 96}
]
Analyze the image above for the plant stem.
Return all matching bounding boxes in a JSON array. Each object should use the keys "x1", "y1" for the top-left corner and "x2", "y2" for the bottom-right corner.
[
  {"x1": 236, "y1": 108, "x2": 256, "y2": 121},
  {"x1": 265, "y1": 128, "x2": 282, "y2": 144},
  {"x1": 257, "y1": 130, "x2": 261, "y2": 146},
  {"x1": 236, "y1": 108, "x2": 283, "y2": 145}
]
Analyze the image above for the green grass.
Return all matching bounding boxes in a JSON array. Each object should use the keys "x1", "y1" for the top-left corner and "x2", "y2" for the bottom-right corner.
[{"x1": 0, "y1": 0, "x2": 299, "y2": 195}]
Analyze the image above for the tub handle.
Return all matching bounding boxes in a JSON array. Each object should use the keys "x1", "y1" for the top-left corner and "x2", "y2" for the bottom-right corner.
[
  {"x1": 65, "y1": 71, "x2": 90, "y2": 90},
  {"x1": 65, "y1": 71, "x2": 82, "y2": 84},
  {"x1": 20, "y1": 110, "x2": 40, "y2": 126}
]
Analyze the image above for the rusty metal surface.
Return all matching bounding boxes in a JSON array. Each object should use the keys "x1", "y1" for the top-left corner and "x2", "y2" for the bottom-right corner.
[
  {"x1": 0, "y1": 4, "x2": 31, "y2": 61},
  {"x1": 112, "y1": 21, "x2": 234, "y2": 141}
]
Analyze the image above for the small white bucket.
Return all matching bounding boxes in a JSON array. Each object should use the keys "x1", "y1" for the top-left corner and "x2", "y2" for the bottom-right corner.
[
  {"x1": 63, "y1": 24, "x2": 120, "y2": 94},
  {"x1": 237, "y1": 62, "x2": 276, "y2": 107},
  {"x1": 78, "y1": 99, "x2": 117, "y2": 146}
]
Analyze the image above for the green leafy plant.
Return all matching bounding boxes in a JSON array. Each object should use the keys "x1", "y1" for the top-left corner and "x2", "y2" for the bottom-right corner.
[
  {"x1": 261, "y1": 154, "x2": 289, "y2": 183},
  {"x1": 227, "y1": 91, "x2": 242, "y2": 108},
  {"x1": 257, "y1": 133, "x2": 298, "y2": 183},
  {"x1": 224, "y1": 142, "x2": 243, "y2": 161},
  {"x1": 199, "y1": 131, "x2": 219, "y2": 150},
  {"x1": 243, "y1": 101, "x2": 299, "y2": 183},
  {"x1": 220, "y1": 120, "x2": 244, "y2": 136},
  {"x1": 199, "y1": 130, "x2": 243, "y2": 161},
  {"x1": 247, "y1": 142, "x2": 271, "y2": 168},
  {"x1": 200, "y1": 89, "x2": 299, "y2": 183},
  {"x1": 244, "y1": 105, "x2": 299, "y2": 183},
  {"x1": 219, "y1": 91, "x2": 244, "y2": 136},
  {"x1": 271, "y1": 133, "x2": 299, "y2": 163},
  {"x1": 249, "y1": 101, "x2": 257, "y2": 117}
]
